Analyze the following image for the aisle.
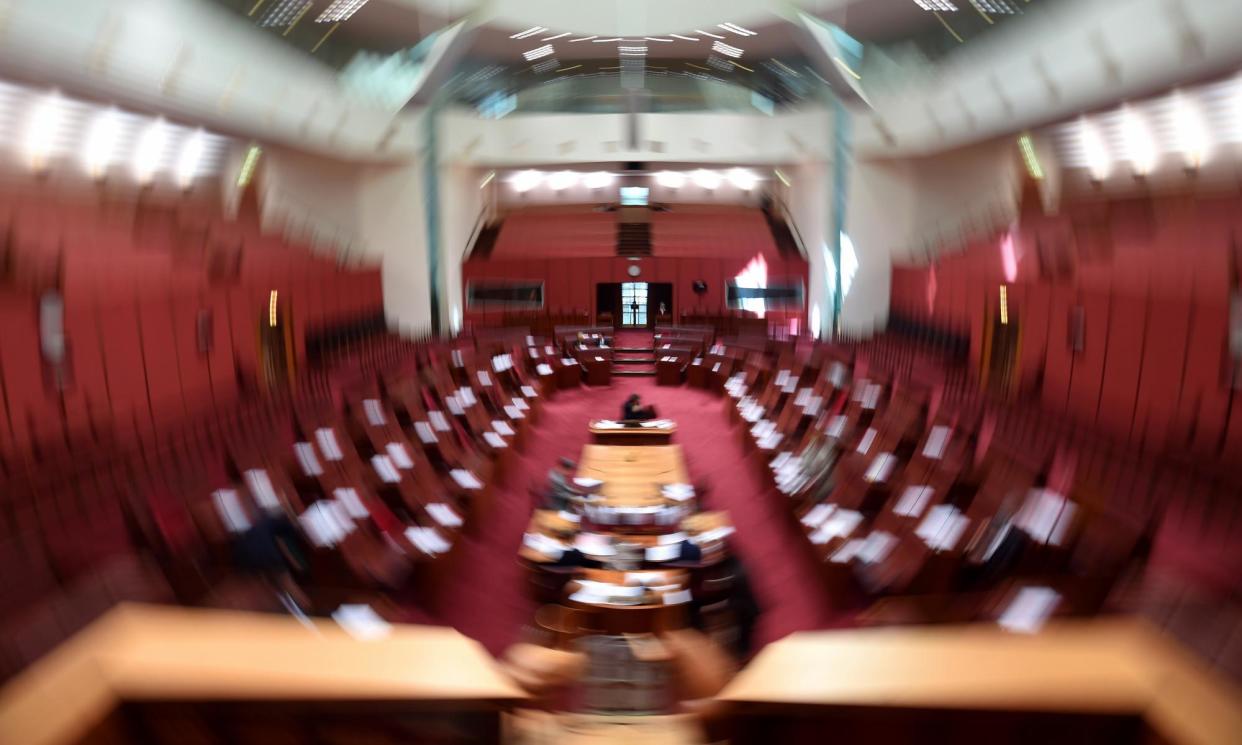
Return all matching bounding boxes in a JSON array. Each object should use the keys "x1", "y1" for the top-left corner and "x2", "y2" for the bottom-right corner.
[{"x1": 431, "y1": 378, "x2": 839, "y2": 656}]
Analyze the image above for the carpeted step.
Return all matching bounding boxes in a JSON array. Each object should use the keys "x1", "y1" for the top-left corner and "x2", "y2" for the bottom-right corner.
[
  {"x1": 614, "y1": 355, "x2": 657, "y2": 364},
  {"x1": 613, "y1": 346, "x2": 656, "y2": 354},
  {"x1": 612, "y1": 366, "x2": 657, "y2": 376}
]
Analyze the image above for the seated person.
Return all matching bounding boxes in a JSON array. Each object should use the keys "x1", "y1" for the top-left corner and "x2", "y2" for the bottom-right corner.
[
  {"x1": 622, "y1": 393, "x2": 658, "y2": 422},
  {"x1": 545, "y1": 457, "x2": 581, "y2": 511}
]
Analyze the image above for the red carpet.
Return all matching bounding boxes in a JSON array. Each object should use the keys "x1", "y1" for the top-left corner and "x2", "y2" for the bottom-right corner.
[
  {"x1": 431, "y1": 379, "x2": 841, "y2": 656},
  {"x1": 613, "y1": 330, "x2": 654, "y2": 349}
]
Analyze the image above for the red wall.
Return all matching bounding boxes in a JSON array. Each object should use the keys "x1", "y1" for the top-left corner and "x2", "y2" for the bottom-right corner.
[
  {"x1": 0, "y1": 194, "x2": 382, "y2": 461},
  {"x1": 462, "y1": 255, "x2": 809, "y2": 326},
  {"x1": 889, "y1": 194, "x2": 1240, "y2": 460}
]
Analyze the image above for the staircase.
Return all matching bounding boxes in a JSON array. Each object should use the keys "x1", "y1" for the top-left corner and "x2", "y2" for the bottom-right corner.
[
  {"x1": 616, "y1": 222, "x2": 652, "y2": 257},
  {"x1": 611, "y1": 330, "x2": 657, "y2": 376}
]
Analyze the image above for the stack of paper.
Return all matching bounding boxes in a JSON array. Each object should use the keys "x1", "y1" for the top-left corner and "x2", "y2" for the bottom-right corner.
[
  {"x1": 405, "y1": 526, "x2": 451, "y2": 555},
  {"x1": 524, "y1": 532, "x2": 567, "y2": 560},
  {"x1": 864, "y1": 453, "x2": 897, "y2": 483},
  {"x1": 645, "y1": 543, "x2": 681, "y2": 562},
  {"x1": 427, "y1": 503, "x2": 463, "y2": 528},
  {"x1": 294, "y1": 443, "x2": 324, "y2": 477},
  {"x1": 213, "y1": 489, "x2": 251, "y2": 533},
  {"x1": 801, "y1": 503, "x2": 836, "y2": 528},
  {"x1": 916, "y1": 505, "x2": 969, "y2": 552},
  {"x1": 450, "y1": 469, "x2": 483, "y2": 490},
  {"x1": 334, "y1": 488, "x2": 369, "y2": 519},
  {"x1": 315, "y1": 429, "x2": 344, "y2": 461},
  {"x1": 371, "y1": 455, "x2": 401, "y2": 483},
  {"x1": 414, "y1": 422, "x2": 438, "y2": 443},
  {"x1": 428, "y1": 412, "x2": 451, "y2": 431},
  {"x1": 997, "y1": 586, "x2": 1061, "y2": 634},
  {"x1": 300, "y1": 501, "x2": 355, "y2": 548},
  {"x1": 476, "y1": 370, "x2": 492, "y2": 386},
  {"x1": 245, "y1": 469, "x2": 281, "y2": 511},
  {"x1": 922, "y1": 426, "x2": 951, "y2": 459},
  {"x1": 893, "y1": 485, "x2": 935, "y2": 518},
  {"x1": 363, "y1": 399, "x2": 386, "y2": 426},
  {"x1": 483, "y1": 432, "x2": 507, "y2": 448},
  {"x1": 810, "y1": 510, "x2": 862, "y2": 545},
  {"x1": 662, "y1": 589, "x2": 692, "y2": 605},
  {"x1": 536, "y1": 363, "x2": 554, "y2": 376},
  {"x1": 386, "y1": 443, "x2": 414, "y2": 469},
  {"x1": 332, "y1": 605, "x2": 392, "y2": 641}
]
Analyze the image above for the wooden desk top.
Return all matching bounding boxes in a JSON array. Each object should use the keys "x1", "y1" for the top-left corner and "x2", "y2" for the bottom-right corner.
[
  {"x1": 716, "y1": 618, "x2": 1242, "y2": 745},
  {"x1": 0, "y1": 604, "x2": 527, "y2": 745},
  {"x1": 588, "y1": 421, "x2": 678, "y2": 437},
  {"x1": 576, "y1": 444, "x2": 690, "y2": 507}
]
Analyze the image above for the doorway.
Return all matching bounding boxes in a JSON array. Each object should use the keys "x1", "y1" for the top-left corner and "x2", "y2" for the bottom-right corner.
[
  {"x1": 259, "y1": 291, "x2": 293, "y2": 391},
  {"x1": 620, "y1": 282, "x2": 648, "y2": 327},
  {"x1": 597, "y1": 282, "x2": 672, "y2": 328},
  {"x1": 981, "y1": 286, "x2": 1020, "y2": 398}
]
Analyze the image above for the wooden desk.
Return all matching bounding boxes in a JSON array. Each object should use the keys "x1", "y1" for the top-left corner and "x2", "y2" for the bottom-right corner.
[
  {"x1": 576, "y1": 445, "x2": 690, "y2": 508},
  {"x1": 716, "y1": 619, "x2": 1242, "y2": 745},
  {"x1": 588, "y1": 420, "x2": 677, "y2": 445},
  {"x1": 566, "y1": 569, "x2": 692, "y2": 635},
  {"x1": 0, "y1": 604, "x2": 527, "y2": 745}
]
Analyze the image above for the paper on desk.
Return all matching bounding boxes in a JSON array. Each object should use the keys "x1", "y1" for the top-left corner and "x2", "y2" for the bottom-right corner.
[
  {"x1": 693, "y1": 526, "x2": 736, "y2": 544},
  {"x1": 300, "y1": 501, "x2": 354, "y2": 548},
  {"x1": 334, "y1": 488, "x2": 369, "y2": 519},
  {"x1": 864, "y1": 453, "x2": 897, "y2": 483},
  {"x1": 504, "y1": 405, "x2": 525, "y2": 419},
  {"x1": 861, "y1": 384, "x2": 882, "y2": 410},
  {"x1": 386, "y1": 442, "x2": 414, "y2": 469},
  {"x1": 332, "y1": 605, "x2": 392, "y2": 641},
  {"x1": 371, "y1": 455, "x2": 402, "y2": 483},
  {"x1": 427, "y1": 502, "x2": 463, "y2": 528},
  {"x1": 640, "y1": 419, "x2": 672, "y2": 429},
  {"x1": 574, "y1": 533, "x2": 615, "y2": 556},
  {"x1": 363, "y1": 399, "x2": 386, "y2": 426},
  {"x1": 405, "y1": 526, "x2": 451, "y2": 555},
  {"x1": 663, "y1": 589, "x2": 692, "y2": 605},
  {"x1": 573, "y1": 477, "x2": 604, "y2": 488},
  {"x1": 826, "y1": 415, "x2": 848, "y2": 438},
  {"x1": 775, "y1": 370, "x2": 791, "y2": 387},
  {"x1": 857, "y1": 531, "x2": 898, "y2": 564},
  {"x1": 557, "y1": 510, "x2": 581, "y2": 524},
  {"x1": 483, "y1": 432, "x2": 508, "y2": 448},
  {"x1": 801, "y1": 503, "x2": 835, "y2": 528},
  {"x1": 492, "y1": 420, "x2": 515, "y2": 436},
  {"x1": 458, "y1": 388, "x2": 478, "y2": 406},
  {"x1": 477, "y1": 371, "x2": 492, "y2": 386},
  {"x1": 294, "y1": 442, "x2": 324, "y2": 477},
  {"x1": 856, "y1": 428, "x2": 878, "y2": 454},
  {"x1": 997, "y1": 586, "x2": 1061, "y2": 634},
  {"x1": 830, "y1": 539, "x2": 866, "y2": 563},
  {"x1": 213, "y1": 489, "x2": 250, "y2": 533},
  {"x1": 428, "y1": 411, "x2": 451, "y2": 431},
  {"x1": 414, "y1": 422, "x2": 438, "y2": 443},
  {"x1": 657, "y1": 531, "x2": 688, "y2": 545},
  {"x1": 645, "y1": 543, "x2": 682, "y2": 562},
  {"x1": 536, "y1": 364, "x2": 554, "y2": 376},
  {"x1": 245, "y1": 469, "x2": 280, "y2": 510},
  {"x1": 512, "y1": 397, "x2": 530, "y2": 411},
  {"x1": 561, "y1": 358, "x2": 577, "y2": 366},
  {"x1": 593, "y1": 420, "x2": 623, "y2": 429},
  {"x1": 521, "y1": 385, "x2": 538, "y2": 397},
  {"x1": 450, "y1": 469, "x2": 483, "y2": 490},
  {"x1": 922, "y1": 426, "x2": 951, "y2": 459},
  {"x1": 916, "y1": 505, "x2": 969, "y2": 552},
  {"x1": 894, "y1": 485, "x2": 935, "y2": 518},
  {"x1": 523, "y1": 532, "x2": 565, "y2": 560},
  {"x1": 811, "y1": 510, "x2": 862, "y2": 544},
  {"x1": 315, "y1": 429, "x2": 344, "y2": 461},
  {"x1": 445, "y1": 396, "x2": 465, "y2": 415}
]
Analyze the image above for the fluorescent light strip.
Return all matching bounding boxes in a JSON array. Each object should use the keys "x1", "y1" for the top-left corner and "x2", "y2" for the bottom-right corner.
[
  {"x1": 718, "y1": 23, "x2": 756, "y2": 36},
  {"x1": 509, "y1": 26, "x2": 545, "y2": 39},
  {"x1": 592, "y1": 37, "x2": 624, "y2": 42},
  {"x1": 914, "y1": 0, "x2": 958, "y2": 10},
  {"x1": 568, "y1": 35, "x2": 597, "y2": 42},
  {"x1": 711, "y1": 40, "x2": 743, "y2": 58},
  {"x1": 644, "y1": 37, "x2": 674, "y2": 42},
  {"x1": 541, "y1": 32, "x2": 571, "y2": 41},
  {"x1": 669, "y1": 34, "x2": 700, "y2": 41},
  {"x1": 695, "y1": 29, "x2": 726, "y2": 39},
  {"x1": 833, "y1": 56, "x2": 861, "y2": 80}
]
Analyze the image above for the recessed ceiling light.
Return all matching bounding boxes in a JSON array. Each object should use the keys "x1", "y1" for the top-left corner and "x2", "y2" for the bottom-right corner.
[
  {"x1": 133, "y1": 119, "x2": 169, "y2": 184},
  {"x1": 25, "y1": 91, "x2": 64, "y2": 171},
  {"x1": 693, "y1": 169, "x2": 721, "y2": 189},
  {"x1": 510, "y1": 170, "x2": 542, "y2": 192},
  {"x1": 316, "y1": 0, "x2": 371, "y2": 23},
  {"x1": 177, "y1": 130, "x2": 206, "y2": 188},
  {"x1": 82, "y1": 108, "x2": 122, "y2": 178},
  {"x1": 655, "y1": 171, "x2": 685, "y2": 188},
  {"x1": 584, "y1": 171, "x2": 614, "y2": 189},
  {"x1": 523, "y1": 44, "x2": 555, "y2": 61}
]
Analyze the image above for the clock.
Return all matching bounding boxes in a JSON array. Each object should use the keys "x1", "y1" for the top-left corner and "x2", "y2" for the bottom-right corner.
[{"x1": 627, "y1": 264, "x2": 641, "y2": 277}]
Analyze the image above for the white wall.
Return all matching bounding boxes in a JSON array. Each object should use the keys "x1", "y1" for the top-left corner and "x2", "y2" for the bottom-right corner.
[
  {"x1": 259, "y1": 147, "x2": 373, "y2": 264},
  {"x1": 496, "y1": 172, "x2": 765, "y2": 208},
  {"x1": 438, "y1": 162, "x2": 484, "y2": 333},
  {"x1": 440, "y1": 108, "x2": 834, "y2": 167}
]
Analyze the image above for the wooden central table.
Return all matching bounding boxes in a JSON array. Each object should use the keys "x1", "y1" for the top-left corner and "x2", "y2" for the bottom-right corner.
[
  {"x1": 575, "y1": 444, "x2": 690, "y2": 507},
  {"x1": 588, "y1": 420, "x2": 677, "y2": 445}
]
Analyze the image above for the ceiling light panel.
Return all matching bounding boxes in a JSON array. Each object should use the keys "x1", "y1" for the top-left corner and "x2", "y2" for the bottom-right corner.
[
  {"x1": 509, "y1": 26, "x2": 545, "y2": 39},
  {"x1": 913, "y1": 1, "x2": 958, "y2": 10},
  {"x1": 971, "y1": 0, "x2": 1017, "y2": 14},
  {"x1": 260, "y1": 0, "x2": 311, "y2": 28},
  {"x1": 695, "y1": 29, "x2": 726, "y2": 39},
  {"x1": 711, "y1": 41, "x2": 743, "y2": 58},
  {"x1": 718, "y1": 23, "x2": 756, "y2": 36},
  {"x1": 316, "y1": 0, "x2": 371, "y2": 23},
  {"x1": 523, "y1": 44, "x2": 555, "y2": 61}
]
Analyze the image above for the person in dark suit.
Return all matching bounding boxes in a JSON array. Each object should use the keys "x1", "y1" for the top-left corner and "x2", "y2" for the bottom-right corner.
[{"x1": 622, "y1": 394, "x2": 658, "y2": 421}]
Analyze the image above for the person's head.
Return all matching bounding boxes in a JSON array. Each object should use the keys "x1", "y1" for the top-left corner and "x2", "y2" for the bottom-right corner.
[
  {"x1": 558, "y1": 457, "x2": 575, "y2": 474},
  {"x1": 626, "y1": 394, "x2": 641, "y2": 406}
]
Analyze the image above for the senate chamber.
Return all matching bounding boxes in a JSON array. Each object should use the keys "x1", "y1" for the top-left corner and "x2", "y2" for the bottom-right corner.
[{"x1": 0, "y1": 1, "x2": 1241, "y2": 743}]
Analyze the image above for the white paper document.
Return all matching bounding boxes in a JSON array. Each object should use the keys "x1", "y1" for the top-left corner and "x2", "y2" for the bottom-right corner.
[
  {"x1": 245, "y1": 469, "x2": 280, "y2": 510},
  {"x1": 332, "y1": 605, "x2": 392, "y2": 641},
  {"x1": 450, "y1": 469, "x2": 483, "y2": 490},
  {"x1": 427, "y1": 502, "x2": 463, "y2": 528}
]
